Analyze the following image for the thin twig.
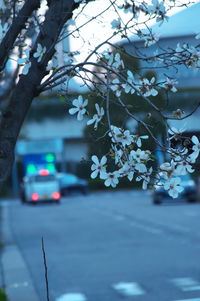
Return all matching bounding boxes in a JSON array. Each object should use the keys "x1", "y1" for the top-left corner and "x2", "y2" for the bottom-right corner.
[{"x1": 42, "y1": 237, "x2": 50, "y2": 301}]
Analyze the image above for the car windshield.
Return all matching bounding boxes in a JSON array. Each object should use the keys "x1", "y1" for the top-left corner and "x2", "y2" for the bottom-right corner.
[{"x1": 33, "y1": 175, "x2": 56, "y2": 182}]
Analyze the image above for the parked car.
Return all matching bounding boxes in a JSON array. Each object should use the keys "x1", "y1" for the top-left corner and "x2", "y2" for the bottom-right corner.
[
  {"x1": 152, "y1": 174, "x2": 197, "y2": 205},
  {"x1": 56, "y1": 172, "x2": 89, "y2": 196},
  {"x1": 20, "y1": 170, "x2": 61, "y2": 203}
]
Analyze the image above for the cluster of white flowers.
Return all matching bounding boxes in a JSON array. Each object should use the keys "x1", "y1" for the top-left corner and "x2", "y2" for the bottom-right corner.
[
  {"x1": 118, "y1": 0, "x2": 168, "y2": 23},
  {"x1": 144, "y1": 32, "x2": 160, "y2": 48},
  {"x1": 172, "y1": 43, "x2": 200, "y2": 68},
  {"x1": 17, "y1": 43, "x2": 47, "y2": 75},
  {"x1": 104, "y1": 52, "x2": 124, "y2": 69},
  {"x1": 87, "y1": 118, "x2": 199, "y2": 196},
  {"x1": 110, "y1": 74, "x2": 159, "y2": 98},
  {"x1": 154, "y1": 135, "x2": 200, "y2": 198},
  {"x1": 89, "y1": 124, "x2": 153, "y2": 188},
  {"x1": 137, "y1": 77, "x2": 158, "y2": 97}
]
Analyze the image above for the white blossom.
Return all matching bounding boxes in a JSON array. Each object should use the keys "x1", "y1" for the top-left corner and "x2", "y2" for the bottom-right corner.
[
  {"x1": 168, "y1": 126, "x2": 185, "y2": 140},
  {"x1": 91, "y1": 155, "x2": 107, "y2": 179},
  {"x1": 144, "y1": 32, "x2": 160, "y2": 47},
  {"x1": 69, "y1": 96, "x2": 88, "y2": 121},
  {"x1": 112, "y1": 145, "x2": 123, "y2": 165},
  {"x1": 175, "y1": 156, "x2": 194, "y2": 175},
  {"x1": 136, "y1": 167, "x2": 152, "y2": 190},
  {"x1": 130, "y1": 149, "x2": 148, "y2": 173},
  {"x1": 102, "y1": 171, "x2": 119, "y2": 188},
  {"x1": 119, "y1": 161, "x2": 135, "y2": 181},
  {"x1": 112, "y1": 53, "x2": 124, "y2": 69},
  {"x1": 175, "y1": 43, "x2": 184, "y2": 53},
  {"x1": 150, "y1": 0, "x2": 167, "y2": 22},
  {"x1": 103, "y1": 51, "x2": 114, "y2": 66},
  {"x1": 134, "y1": 135, "x2": 149, "y2": 147},
  {"x1": 17, "y1": 49, "x2": 32, "y2": 75},
  {"x1": 121, "y1": 130, "x2": 133, "y2": 147},
  {"x1": 191, "y1": 135, "x2": 200, "y2": 159},
  {"x1": 138, "y1": 77, "x2": 158, "y2": 97},
  {"x1": 87, "y1": 104, "x2": 104, "y2": 129},
  {"x1": 110, "y1": 79, "x2": 122, "y2": 97},
  {"x1": 0, "y1": 0, "x2": 6, "y2": 10},
  {"x1": 122, "y1": 70, "x2": 135, "y2": 94},
  {"x1": 164, "y1": 177, "x2": 184, "y2": 198},
  {"x1": 109, "y1": 126, "x2": 133, "y2": 146},
  {"x1": 164, "y1": 77, "x2": 178, "y2": 93},
  {"x1": 33, "y1": 43, "x2": 47, "y2": 62},
  {"x1": 46, "y1": 59, "x2": 58, "y2": 71},
  {"x1": 185, "y1": 46, "x2": 200, "y2": 68},
  {"x1": 159, "y1": 160, "x2": 177, "y2": 178},
  {"x1": 118, "y1": 1, "x2": 132, "y2": 14},
  {"x1": 111, "y1": 18, "x2": 121, "y2": 30},
  {"x1": 130, "y1": 149, "x2": 150, "y2": 163},
  {"x1": 188, "y1": 152, "x2": 199, "y2": 163}
]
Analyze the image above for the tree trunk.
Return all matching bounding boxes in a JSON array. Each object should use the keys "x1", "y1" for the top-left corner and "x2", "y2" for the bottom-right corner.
[{"x1": 0, "y1": 0, "x2": 77, "y2": 190}]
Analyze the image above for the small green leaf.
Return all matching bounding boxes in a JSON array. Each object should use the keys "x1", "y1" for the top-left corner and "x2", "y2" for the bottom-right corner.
[{"x1": 59, "y1": 96, "x2": 66, "y2": 102}]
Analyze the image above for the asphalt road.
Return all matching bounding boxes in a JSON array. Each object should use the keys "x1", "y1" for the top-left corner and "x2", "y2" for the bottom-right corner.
[{"x1": 7, "y1": 190, "x2": 200, "y2": 301}]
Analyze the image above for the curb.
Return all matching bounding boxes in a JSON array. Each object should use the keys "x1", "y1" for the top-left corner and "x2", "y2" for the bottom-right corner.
[{"x1": 1, "y1": 201, "x2": 40, "y2": 301}]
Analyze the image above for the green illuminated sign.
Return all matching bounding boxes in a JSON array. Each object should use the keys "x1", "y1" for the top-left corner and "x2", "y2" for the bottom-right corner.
[
  {"x1": 27, "y1": 164, "x2": 37, "y2": 174},
  {"x1": 46, "y1": 163, "x2": 56, "y2": 172},
  {"x1": 45, "y1": 153, "x2": 55, "y2": 163}
]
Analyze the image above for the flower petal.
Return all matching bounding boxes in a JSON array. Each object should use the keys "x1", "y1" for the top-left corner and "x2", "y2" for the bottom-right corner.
[
  {"x1": 100, "y1": 156, "x2": 107, "y2": 165},
  {"x1": 91, "y1": 155, "x2": 99, "y2": 165},
  {"x1": 69, "y1": 108, "x2": 78, "y2": 115},
  {"x1": 192, "y1": 135, "x2": 199, "y2": 145}
]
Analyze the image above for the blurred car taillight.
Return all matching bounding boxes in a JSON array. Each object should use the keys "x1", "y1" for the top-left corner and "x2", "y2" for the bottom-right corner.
[
  {"x1": 52, "y1": 192, "x2": 60, "y2": 200},
  {"x1": 31, "y1": 193, "x2": 39, "y2": 201}
]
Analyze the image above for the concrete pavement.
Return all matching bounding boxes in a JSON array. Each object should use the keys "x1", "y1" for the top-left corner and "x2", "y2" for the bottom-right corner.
[{"x1": 1, "y1": 201, "x2": 40, "y2": 301}]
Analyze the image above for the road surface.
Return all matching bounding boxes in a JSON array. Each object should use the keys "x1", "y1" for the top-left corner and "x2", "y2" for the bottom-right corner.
[{"x1": 5, "y1": 190, "x2": 200, "y2": 301}]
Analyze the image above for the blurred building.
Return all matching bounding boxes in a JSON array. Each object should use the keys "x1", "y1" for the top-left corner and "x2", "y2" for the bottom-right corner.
[
  {"x1": 18, "y1": 95, "x2": 89, "y2": 171},
  {"x1": 120, "y1": 2, "x2": 200, "y2": 137},
  {"x1": 121, "y1": 2, "x2": 200, "y2": 88},
  {"x1": 15, "y1": 34, "x2": 90, "y2": 178}
]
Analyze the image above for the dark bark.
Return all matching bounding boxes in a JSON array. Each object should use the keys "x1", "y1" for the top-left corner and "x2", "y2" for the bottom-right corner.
[
  {"x1": 0, "y1": 0, "x2": 77, "y2": 189},
  {"x1": 0, "y1": 0, "x2": 41, "y2": 72}
]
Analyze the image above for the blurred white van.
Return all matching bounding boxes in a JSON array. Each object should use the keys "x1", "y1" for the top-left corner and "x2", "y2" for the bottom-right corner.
[{"x1": 21, "y1": 170, "x2": 61, "y2": 203}]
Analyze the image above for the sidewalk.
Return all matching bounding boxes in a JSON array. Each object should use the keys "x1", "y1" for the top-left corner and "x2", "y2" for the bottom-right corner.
[{"x1": 1, "y1": 201, "x2": 40, "y2": 301}]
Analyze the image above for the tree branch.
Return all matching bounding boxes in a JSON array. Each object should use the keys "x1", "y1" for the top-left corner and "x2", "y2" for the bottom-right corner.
[
  {"x1": 0, "y1": 0, "x2": 78, "y2": 188},
  {"x1": 0, "y1": 0, "x2": 41, "y2": 72}
]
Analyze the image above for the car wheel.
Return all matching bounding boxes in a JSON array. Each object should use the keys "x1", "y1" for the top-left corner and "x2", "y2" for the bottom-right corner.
[
  {"x1": 153, "y1": 199, "x2": 162, "y2": 205},
  {"x1": 81, "y1": 187, "x2": 89, "y2": 195},
  {"x1": 187, "y1": 198, "x2": 196, "y2": 203},
  {"x1": 20, "y1": 193, "x2": 26, "y2": 203}
]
